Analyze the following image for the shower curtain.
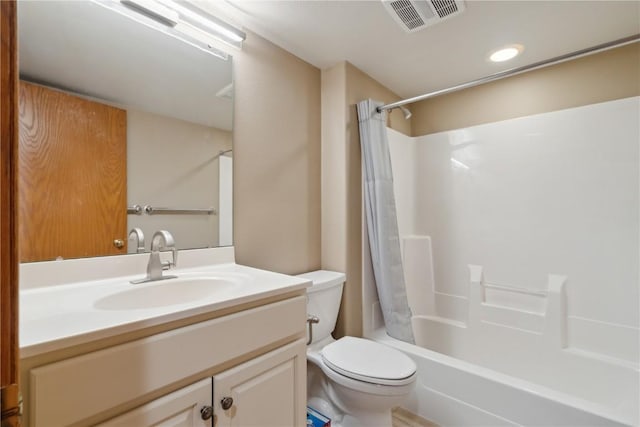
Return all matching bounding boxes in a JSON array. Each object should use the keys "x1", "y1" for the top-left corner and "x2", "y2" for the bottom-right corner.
[{"x1": 357, "y1": 99, "x2": 414, "y2": 343}]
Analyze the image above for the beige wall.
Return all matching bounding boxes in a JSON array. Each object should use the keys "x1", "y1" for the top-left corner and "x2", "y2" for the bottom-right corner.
[
  {"x1": 412, "y1": 43, "x2": 640, "y2": 136},
  {"x1": 127, "y1": 109, "x2": 231, "y2": 251},
  {"x1": 233, "y1": 31, "x2": 321, "y2": 274},
  {"x1": 321, "y1": 62, "x2": 409, "y2": 338}
]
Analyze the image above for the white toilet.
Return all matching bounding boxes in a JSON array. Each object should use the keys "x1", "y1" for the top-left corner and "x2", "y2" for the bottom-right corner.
[{"x1": 298, "y1": 270, "x2": 417, "y2": 427}]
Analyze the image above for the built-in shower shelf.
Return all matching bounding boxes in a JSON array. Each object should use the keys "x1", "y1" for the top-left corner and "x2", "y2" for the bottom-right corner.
[
  {"x1": 566, "y1": 348, "x2": 639, "y2": 370},
  {"x1": 418, "y1": 315, "x2": 466, "y2": 329}
]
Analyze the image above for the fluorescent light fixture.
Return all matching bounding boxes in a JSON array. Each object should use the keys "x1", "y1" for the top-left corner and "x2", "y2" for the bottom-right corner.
[
  {"x1": 93, "y1": 0, "x2": 246, "y2": 59},
  {"x1": 121, "y1": 0, "x2": 178, "y2": 26},
  {"x1": 160, "y1": 1, "x2": 246, "y2": 44},
  {"x1": 489, "y1": 44, "x2": 523, "y2": 63}
]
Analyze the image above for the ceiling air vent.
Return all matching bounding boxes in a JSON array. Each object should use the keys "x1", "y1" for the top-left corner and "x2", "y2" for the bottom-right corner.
[{"x1": 382, "y1": 0, "x2": 465, "y2": 33}]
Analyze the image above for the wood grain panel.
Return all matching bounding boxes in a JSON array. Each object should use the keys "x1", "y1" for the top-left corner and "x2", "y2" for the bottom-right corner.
[
  {"x1": 1, "y1": 1, "x2": 21, "y2": 425},
  {"x1": 18, "y1": 81, "x2": 127, "y2": 262}
]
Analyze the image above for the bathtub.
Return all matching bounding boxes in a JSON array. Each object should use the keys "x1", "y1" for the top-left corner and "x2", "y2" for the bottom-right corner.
[{"x1": 372, "y1": 329, "x2": 636, "y2": 426}]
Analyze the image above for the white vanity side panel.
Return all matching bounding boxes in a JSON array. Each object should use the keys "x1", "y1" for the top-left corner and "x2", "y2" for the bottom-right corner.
[
  {"x1": 97, "y1": 378, "x2": 212, "y2": 427},
  {"x1": 30, "y1": 296, "x2": 306, "y2": 427}
]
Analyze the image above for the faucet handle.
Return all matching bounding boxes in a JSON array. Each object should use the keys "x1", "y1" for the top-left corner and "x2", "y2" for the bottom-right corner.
[
  {"x1": 152, "y1": 230, "x2": 178, "y2": 270},
  {"x1": 162, "y1": 246, "x2": 178, "y2": 270}
]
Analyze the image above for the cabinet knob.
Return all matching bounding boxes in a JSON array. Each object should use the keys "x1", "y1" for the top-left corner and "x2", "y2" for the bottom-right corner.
[
  {"x1": 200, "y1": 405, "x2": 214, "y2": 420},
  {"x1": 113, "y1": 239, "x2": 125, "y2": 249},
  {"x1": 220, "y1": 396, "x2": 234, "y2": 410}
]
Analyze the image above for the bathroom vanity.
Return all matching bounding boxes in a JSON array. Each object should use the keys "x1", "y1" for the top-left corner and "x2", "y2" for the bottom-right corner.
[{"x1": 19, "y1": 248, "x2": 310, "y2": 426}]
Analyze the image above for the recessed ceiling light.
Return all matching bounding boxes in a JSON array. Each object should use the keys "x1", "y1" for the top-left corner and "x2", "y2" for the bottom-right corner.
[{"x1": 489, "y1": 45, "x2": 524, "y2": 63}]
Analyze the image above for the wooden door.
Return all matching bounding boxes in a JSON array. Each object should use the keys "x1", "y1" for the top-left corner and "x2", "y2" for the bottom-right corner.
[
  {"x1": 1, "y1": 1, "x2": 20, "y2": 425},
  {"x1": 214, "y1": 339, "x2": 306, "y2": 427},
  {"x1": 18, "y1": 81, "x2": 127, "y2": 262}
]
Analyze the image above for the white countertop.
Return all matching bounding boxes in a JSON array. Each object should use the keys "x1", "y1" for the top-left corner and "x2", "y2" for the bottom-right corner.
[{"x1": 20, "y1": 262, "x2": 310, "y2": 358}]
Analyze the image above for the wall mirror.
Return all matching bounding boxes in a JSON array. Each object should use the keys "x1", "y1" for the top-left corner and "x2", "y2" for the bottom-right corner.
[{"x1": 17, "y1": 1, "x2": 234, "y2": 262}]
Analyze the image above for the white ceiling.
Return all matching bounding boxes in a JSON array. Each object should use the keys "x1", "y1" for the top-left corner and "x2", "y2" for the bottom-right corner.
[
  {"x1": 213, "y1": 0, "x2": 640, "y2": 99},
  {"x1": 17, "y1": 1, "x2": 639, "y2": 120},
  {"x1": 18, "y1": 1, "x2": 233, "y2": 130}
]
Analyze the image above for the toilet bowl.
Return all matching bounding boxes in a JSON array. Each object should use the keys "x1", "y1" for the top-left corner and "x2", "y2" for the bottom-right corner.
[{"x1": 298, "y1": 270, "x2": 417, "y2": 427}]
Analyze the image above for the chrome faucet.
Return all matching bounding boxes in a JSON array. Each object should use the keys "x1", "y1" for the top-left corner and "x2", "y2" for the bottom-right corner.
[
  {"x1": 131, "y1": 230, "x2": 178, "y2": 284},
  {"x1": 128, "y1": 227, "x2": 145, "y2": 254}
]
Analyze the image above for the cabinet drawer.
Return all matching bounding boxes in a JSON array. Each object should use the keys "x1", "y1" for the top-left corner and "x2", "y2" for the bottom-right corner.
[{"x1": 30, "y1": 296, "x2": 306, "y2": 426}]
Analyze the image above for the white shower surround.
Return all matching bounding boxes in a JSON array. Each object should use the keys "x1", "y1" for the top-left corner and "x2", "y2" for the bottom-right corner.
[{"x1": 363, "y1": 97, "x2": 639, "y2": 426}]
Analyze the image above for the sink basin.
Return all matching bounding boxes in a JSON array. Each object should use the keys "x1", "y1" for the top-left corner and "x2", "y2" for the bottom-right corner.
[{"x1": 94, "y1": 276, "x2": 240, "y2": 310}]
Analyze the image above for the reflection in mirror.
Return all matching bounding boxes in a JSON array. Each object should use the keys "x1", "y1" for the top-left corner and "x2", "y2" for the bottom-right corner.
[{"x1": 17, "y1": 1, "x2": 234, "y2": 262}]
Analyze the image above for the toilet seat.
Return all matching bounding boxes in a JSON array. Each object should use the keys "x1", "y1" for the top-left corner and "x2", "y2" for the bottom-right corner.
[
  {"x1": 308, "y1": 350, "x2": 415, "y2": 397},
  {"x1": 321, "y1": 337, "x2": 416, "y2": 386}
]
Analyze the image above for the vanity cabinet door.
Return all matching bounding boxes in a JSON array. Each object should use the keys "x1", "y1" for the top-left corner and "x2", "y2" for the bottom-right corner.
[
  {"x1": 98, "y1": 378, "x2": 212, "y2": 427},
  {"x1": 214, "y1": 338, "x2": 306, "y2": 427}
]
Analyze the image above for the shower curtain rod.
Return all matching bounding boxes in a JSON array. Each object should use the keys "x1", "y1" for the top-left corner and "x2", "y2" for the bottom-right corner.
[{"x1": 377, "y1": 33, "x2": 640, "y2": 113}]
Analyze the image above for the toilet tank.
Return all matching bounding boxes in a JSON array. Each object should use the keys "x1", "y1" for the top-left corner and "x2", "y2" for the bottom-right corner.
[{"x1": 297, "y1": 270, "x2": 346, "y2": 344}]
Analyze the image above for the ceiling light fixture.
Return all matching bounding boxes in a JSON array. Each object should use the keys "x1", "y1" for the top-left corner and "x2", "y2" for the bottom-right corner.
[
  {"x1": 164, "y1": 1, "x2": 245, "y2": 44},
  {"x1": 489, "y1": 44, "x2": 523, "y2": 63},
  {"x1": 121, "y1": 0, "x2": 178, "y2": 26},
  {"x1": 93, "y1": 0, "x2": 246, "y2": 59}
]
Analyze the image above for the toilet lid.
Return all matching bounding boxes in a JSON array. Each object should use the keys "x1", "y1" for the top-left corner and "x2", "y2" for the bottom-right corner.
[{"x1": 321, "y1": 337, "x2": 416, "y2": 386}]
